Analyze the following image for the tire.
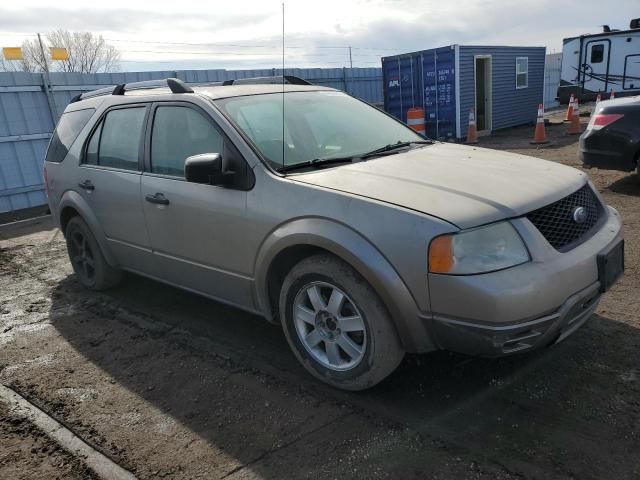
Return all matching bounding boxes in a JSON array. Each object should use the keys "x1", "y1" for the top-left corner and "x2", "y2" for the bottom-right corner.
[
  {"x1": 279, "y1": 253, "x2": 404, "y2": 391},
  {"x1": 65, "y1": 216, "x2": 122, "y2": 291}
]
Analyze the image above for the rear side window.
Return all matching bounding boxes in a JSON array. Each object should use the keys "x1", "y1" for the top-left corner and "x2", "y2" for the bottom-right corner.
[
  {"x1": 45, "y1": 108, "x2": 95, "y2": 163},
  {"x1": 84, "y1": 107, "x2": 146, "y2": 170},
  {"x1": 150, "y1": 106, "x2": 224, "y2": 176}
]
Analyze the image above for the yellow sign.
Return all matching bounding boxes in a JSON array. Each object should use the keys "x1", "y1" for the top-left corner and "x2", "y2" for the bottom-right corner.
[
  {"x1": 2, "y1": 47, "x2": 23, "y2": 60},
  {"x1": 50, "y1": 48, "x2": 69, "y2": 61}
]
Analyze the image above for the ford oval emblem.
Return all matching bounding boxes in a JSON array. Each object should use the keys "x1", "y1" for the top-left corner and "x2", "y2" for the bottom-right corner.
[{"x1": 572, "y1": 206, "x2": 588, "y2": 224}]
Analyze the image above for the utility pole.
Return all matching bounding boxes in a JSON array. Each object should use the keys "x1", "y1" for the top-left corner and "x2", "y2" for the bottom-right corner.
[
  {"x1": 348, "y1": 46, "x2": 353, "y2": 94},
  {"x1": 37, "y1": 33, "x2": 58, "y2": 125}
]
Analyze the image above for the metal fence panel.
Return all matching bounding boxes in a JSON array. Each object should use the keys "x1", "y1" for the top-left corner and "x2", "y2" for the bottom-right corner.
[{"x1": 0, "y1": 66, "x2": 382, "y2": 213}]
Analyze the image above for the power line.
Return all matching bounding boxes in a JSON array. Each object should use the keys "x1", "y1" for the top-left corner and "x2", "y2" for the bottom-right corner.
[
  {"x1": 102, "y1": 36, "x2": 400, "y2": 51},
  {"x1": 115, "y1": 48, "x2": 385, "y2": 58},
  {"x1": 0, "y1": 32, "x2": 402, "y2": 55}
]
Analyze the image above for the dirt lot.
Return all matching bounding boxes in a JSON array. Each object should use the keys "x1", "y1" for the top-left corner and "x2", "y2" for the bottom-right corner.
[{"x1": 1, "y1": 112, "x2": 639, "y2": 479}]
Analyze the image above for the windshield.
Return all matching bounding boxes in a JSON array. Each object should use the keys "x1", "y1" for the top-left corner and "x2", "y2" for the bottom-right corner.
[{"x1": 216, "y1": 91, "x2": 425, "y2": 170}]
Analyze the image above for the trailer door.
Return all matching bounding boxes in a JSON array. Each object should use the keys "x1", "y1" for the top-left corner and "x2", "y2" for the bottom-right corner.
[
  {"x1": 581, "y1": 40, "x2": 611, "y2": 93},
  {"x1": 623, "y1": 55, "x2": 640, "y2": 91}
]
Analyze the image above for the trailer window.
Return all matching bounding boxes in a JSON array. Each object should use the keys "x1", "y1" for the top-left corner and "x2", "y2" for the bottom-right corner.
[
  {"x1": 591, "y1": 45, "x2": 604, "y2": 64},
  {"x1": 516, "y1": 57, "x2": 528, "y2": 89}
]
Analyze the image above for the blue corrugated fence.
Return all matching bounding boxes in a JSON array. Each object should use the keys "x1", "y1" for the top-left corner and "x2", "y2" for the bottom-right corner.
[{"x1": 0, "y1": 67, "x2": 383, "y2": 214}]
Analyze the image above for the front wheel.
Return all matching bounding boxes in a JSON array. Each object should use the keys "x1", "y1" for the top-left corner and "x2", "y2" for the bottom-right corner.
[{"x1": 279, "y1": 254, "x2": 404, "y2": 391}]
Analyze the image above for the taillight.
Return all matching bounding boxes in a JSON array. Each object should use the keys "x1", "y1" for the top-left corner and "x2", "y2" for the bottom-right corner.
[
  {"x1": 43, "y1": 166, "x2": 49, "y2": 195},
  {"x1": 587, "y1": 113, "x2": 624, "y2": 131}
]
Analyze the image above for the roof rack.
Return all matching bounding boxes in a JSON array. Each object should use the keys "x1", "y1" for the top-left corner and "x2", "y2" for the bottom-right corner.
[
  {"x1": 220, "y1": 75, "x2": 311, "y2": 86},
  {"x1": 70, "y1": 75, "x2": 312, "y2": 103},
  {"x1": 71, "y1": 77, "x2": 193, "y2": 103}
]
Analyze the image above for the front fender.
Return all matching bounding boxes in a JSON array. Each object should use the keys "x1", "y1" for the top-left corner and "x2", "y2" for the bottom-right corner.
[
  {"x1": 254, "y1": 217, "x2": 437, "y2": 353},
  {"x1": 58, "y1": 190, "x2": 118, "y2": 267}
]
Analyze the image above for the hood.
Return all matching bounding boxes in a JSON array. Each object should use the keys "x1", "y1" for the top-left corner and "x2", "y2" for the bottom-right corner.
[{"x1": 291, "y1": 143, "x2": 587, "y2": 229}]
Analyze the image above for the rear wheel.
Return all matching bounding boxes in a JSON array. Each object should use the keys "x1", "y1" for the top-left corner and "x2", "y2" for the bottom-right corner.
[
  {"x1": 65, "y1": 216, "x2": 122, "y2": 290},
  {"x1": 279, "y1": 254, "x2": 404, "y2": 391}
]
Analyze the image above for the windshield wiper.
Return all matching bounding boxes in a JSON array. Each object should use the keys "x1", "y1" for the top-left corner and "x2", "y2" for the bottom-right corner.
[
  {"x1": 277, "y1": 156, "x2": 356, "y2": 173},
  {"x1": 277, "y1": 140, "x2": 434, "y2": 173},
  {"x1": 359, "y1": 140, "x2": 434, "y2": 159}
]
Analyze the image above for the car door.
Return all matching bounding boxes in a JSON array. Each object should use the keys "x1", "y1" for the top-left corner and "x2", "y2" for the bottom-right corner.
[
  {"x1": 140, "y1": 101, "x2": 254, "y2": 309},
  {"x1": 78, "y1": 103, "x2": 154, "y2": 272}
]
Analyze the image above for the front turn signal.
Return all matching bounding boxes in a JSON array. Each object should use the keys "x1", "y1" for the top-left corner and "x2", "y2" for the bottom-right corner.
[{"x1": 428, "y1": 235, "x2": 454, "y2": 274}]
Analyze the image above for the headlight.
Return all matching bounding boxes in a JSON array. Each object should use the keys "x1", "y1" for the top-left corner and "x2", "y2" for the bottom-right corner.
[{"x1": 429, "y1": 221, "x2": 530, "y2": 275}]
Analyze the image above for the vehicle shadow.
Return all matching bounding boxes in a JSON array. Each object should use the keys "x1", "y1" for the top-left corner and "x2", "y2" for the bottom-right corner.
[
  {"x1": 607, "y1": 173, "x2": 640, "y2": 197},
  {"x1": 48, "y1": 273, "x2": 640, "y2": 479}
]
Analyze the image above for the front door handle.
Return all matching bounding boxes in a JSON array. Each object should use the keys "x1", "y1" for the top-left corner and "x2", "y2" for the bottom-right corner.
[
  {"x1": 145, "y1": 193, "x2": 170, "y2": 205},
  {"x1": 78, "y1": 180, "x2": 94, "y2": 191}
]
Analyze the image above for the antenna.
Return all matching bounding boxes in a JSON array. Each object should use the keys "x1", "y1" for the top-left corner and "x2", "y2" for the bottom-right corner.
[{"x1": 282, "y1": 2, "x2": 285, "y2": 169}]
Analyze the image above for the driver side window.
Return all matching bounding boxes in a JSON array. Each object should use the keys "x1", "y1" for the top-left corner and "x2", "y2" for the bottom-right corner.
[{"x1": 150, "y1": 105, "x2": 224, "y2": 177}]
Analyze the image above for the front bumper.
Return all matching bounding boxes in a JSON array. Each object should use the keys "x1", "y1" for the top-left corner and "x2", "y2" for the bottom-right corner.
[
  {"x1": 430, "y1": 282, "x2": 601, "y2": 356},
  {"x1": 426, "y1": 205, "x2": 623, "y2": 356}
]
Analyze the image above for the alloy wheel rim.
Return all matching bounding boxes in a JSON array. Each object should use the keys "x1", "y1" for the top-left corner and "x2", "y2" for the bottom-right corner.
[
  {"x1": 69, "y1": 230, "x2": 96, "y2": 283},
  {"x1": 293, "y1": 281, "x2": 367, "y2": 371}
]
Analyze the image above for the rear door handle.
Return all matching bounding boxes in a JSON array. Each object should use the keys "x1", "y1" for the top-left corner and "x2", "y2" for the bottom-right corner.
[
  {"x1": 145, "y1": 193, "x2": 170, "y2": 205},
  {"x1": 78, "y1": 180, "x2": 94, "y2": 191}
]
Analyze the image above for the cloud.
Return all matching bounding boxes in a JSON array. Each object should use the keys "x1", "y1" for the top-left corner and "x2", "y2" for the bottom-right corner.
[
  {"x1": 0, "y1": 7, "x2": 265, "y2": 34},
  {"x1": 1, "y1": 0, "x2": 639, "y2": 71}
]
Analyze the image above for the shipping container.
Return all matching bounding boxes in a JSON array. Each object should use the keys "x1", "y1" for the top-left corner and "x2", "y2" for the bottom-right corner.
[{"x1": 382, "y1": 45, "x2": 546, "y2": 141}]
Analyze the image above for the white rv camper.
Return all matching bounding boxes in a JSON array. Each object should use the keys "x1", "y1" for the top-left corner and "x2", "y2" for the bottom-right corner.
[{"x1": 558, "y1": 18, "x2": 640, "y2": 104}]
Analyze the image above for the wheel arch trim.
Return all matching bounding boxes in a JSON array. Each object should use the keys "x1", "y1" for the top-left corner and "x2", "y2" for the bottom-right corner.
[
  {"x1": 57, "y1": 190, "x2": 118, "y2": 267},
  {"x1": 253, "y1": 217, "x2": 437, "y2": 353}
]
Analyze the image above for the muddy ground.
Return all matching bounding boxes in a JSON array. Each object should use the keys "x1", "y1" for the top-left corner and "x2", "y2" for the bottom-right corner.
[{"x1": 1, "y1": 112, "x2": 639, "y2": 479}]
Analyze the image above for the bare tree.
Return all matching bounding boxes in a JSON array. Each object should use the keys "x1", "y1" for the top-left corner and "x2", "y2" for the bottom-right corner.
[{"x1": 0, "y1": 30, "x2": 121, "y2": 73}]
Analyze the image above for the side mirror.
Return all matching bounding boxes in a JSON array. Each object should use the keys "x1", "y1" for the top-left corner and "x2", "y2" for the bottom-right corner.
[{"x1": 185, "y1": 153, "x2": 223, "y2": 184}]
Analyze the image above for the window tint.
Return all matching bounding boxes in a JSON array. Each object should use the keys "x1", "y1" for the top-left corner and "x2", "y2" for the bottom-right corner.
[
  {"x1": 591, "y1": 44, "x2": 604, "y2": 63},
  {"x1": 217, "y1": 91, "x2": 423, "y2": 168},
  {"x1": 85, "y1": 120, "x2": 102, "y2": 165},
  {"x1": 86, "y1": 107, "x2": 146, "y2": 170},
  {"x1": 45, "y1": 108, "x2": 94, "y2": 163},
  {"x1": 151, "y1": 106, "x2": 224, "y2": 176},
  {"x1": 516, "y1": 57, "x2": 528, "y2": 89}
]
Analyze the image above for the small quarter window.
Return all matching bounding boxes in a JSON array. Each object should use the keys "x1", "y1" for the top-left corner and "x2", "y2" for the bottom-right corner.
[
  {"x1": 85, "y1": 120, "x2": 102, "y2": 165},
  {"x1": 150, "y1": 106, "x2": 224, "y2": 177},
  {"x1": 516, "y1": 57, "x2": 528, "y2": 89},
  {"x1": 591, "y1": 44, "x2": 604, "y2": 64}
]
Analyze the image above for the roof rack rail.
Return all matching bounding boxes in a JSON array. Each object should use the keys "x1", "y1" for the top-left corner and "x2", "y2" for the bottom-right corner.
[
  {"x1": 220, "y1": 75, "x2": 311, "y2": 86},
  {"x1": 71, "y1": 77, "x2": 193, "y2": 103}
]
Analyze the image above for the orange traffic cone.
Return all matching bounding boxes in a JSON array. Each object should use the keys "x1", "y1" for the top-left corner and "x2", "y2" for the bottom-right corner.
[
  {"x1": 564, "y1": 94, "x2": 575, "y2": 121},
  {"x1": 466, "y1": 108, "x2": 478, "y2": 144},
  {"x1": 530, "y1": 104, "x2": 549, "y2": 144},
  {"x1": 610, "y1": 88, "x2": 615, "y2": 100},
  {"x1": 567, "y1": 97, "x2": 582, "y2": 135}
]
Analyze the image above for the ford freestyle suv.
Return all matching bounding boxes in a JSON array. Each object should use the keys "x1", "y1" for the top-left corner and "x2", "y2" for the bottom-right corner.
[{"x1": 44, "y1": 77, "x2": 624, "y2": 391}]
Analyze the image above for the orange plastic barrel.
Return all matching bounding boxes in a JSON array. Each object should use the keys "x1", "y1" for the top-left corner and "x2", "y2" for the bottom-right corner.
[{"x1": 406, "y1": 107, "x2": 425, "y2": 134}]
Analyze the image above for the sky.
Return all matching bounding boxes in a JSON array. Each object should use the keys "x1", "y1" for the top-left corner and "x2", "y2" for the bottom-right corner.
[{"x1": 0, "y1": 0, "x2": 638, "y2": 71}]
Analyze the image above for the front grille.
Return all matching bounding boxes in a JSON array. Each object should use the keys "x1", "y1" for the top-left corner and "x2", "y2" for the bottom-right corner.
[{"x1": 526, "y1": 184, "x2": 604, "y2": 252}]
